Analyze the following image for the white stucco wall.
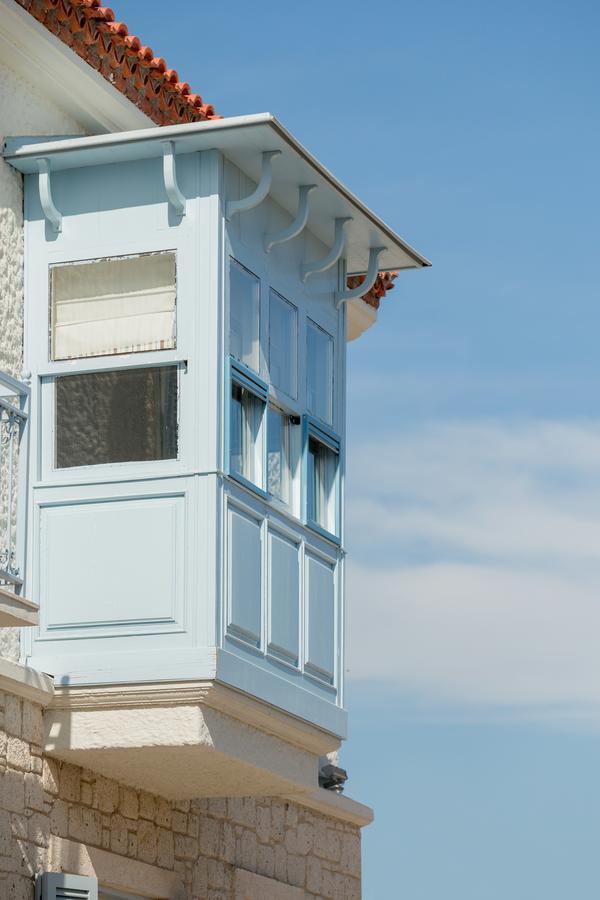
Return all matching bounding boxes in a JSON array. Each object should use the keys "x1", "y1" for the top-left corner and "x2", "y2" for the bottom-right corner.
[{"x1": 0, "y1": 60, "x2": 87, "y2": 660}]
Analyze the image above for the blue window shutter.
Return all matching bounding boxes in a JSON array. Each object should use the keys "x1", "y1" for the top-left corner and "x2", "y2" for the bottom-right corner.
[{"x1": 36, "y1": 873, "x2": 98, "y2": 900}]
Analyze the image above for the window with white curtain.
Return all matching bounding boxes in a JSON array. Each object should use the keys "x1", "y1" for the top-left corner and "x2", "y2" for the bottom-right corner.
[
  {"x1": 267, "y1": 406, "x2": 291, "y2": 503},
  {"x1": 229, "y1": 364, "x2": 267, "y2": 490},
  {"x1": 50, "y1": 251, "x2": 176, "y2": 361},
  {"x1": 306, "y1": 424, "x2": 339, "y2": 537}
]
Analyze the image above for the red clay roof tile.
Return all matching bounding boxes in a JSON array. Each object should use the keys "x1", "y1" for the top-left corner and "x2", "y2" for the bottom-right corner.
[
  {"x1": 16, "y1": 0, "x2": 220, "y2": 124},
  {"x1": 347, "y1": 271, "x2": 398, "y2": 309}
]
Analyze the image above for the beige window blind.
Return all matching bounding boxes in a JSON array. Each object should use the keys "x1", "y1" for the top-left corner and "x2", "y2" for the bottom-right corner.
[{"x1": 51, "y1": 251, "x2": 176, "y2": 360}]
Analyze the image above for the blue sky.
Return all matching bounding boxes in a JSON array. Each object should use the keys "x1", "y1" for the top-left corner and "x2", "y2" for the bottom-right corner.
[{"x1": 122, "y1": 1, "x2": 600, "y2": 895}]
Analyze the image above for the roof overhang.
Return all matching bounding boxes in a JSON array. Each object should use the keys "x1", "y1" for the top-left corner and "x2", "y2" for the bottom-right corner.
[{"x1": 4, "y1": 113, "x2": 430, "y2": 276}]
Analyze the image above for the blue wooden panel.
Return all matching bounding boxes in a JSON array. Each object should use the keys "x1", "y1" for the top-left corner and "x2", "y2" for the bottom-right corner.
[
  {"x1": 267, "y1": 529, "x2": 299, "y2": 665},
  {"x1": 40, "y1": 495, "x2": 184, "y2": 631},
  {"x1": 227, "y1": 504, "x2": 262, "y2": 646},
  {"x1": 305, "y1": 552, "x2": 335, "y2": 682}
]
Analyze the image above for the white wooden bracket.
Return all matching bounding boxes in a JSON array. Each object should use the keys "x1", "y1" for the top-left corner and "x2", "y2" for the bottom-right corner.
[
  {"x1": 226, "y1": 150, "x2": 281, "y2": 220},
  {"x1": 264, "y1": 183, "x2": 317, "y2": 253},
  {"x1": 36, "y1": 158, "x2": 61, "y2": 233},
  {"x1": 162, "y1": 140, "x2": 185, "y2": 217},
  {"x1": 300, "y1": 216, "x2": 352, "y2": 283},
  {"x1": 335, "y1": 246, "x2": 388, "y2": 308}
]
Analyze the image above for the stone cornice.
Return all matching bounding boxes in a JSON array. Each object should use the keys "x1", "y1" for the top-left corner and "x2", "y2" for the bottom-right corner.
[{"x1": 49, "y1": 679, "x2": 340, "y2": 757}]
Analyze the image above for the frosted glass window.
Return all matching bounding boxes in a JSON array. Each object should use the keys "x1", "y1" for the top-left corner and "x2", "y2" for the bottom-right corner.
[
  {"x1": 51, "y1": 252, "x2": 176, "y2": 361},
  {"x1": 55, "y1": 366, "x2": 178, "y2": 468},
  {"x1": 230, "y1": 381, "x2": 265, "y2": 488},
  {"x1": 267, "y1": 407, "x2": 290, "y2": 503},
  {"x1": 307, "y1": 435, "x2": 338, "y2": 535},
  {"x1": 307, "y1": 321, "x2": 333, "y2": 424},
  {"x1": 230, "y1": 260, "x2": 260, "y2": 371},
  {"x1": 269, "y1": 290, "x2": 297, "y2": 397}
]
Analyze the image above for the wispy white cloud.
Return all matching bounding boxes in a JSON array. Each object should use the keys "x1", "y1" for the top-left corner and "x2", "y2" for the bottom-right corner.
[{"x1": 345, "y1": 420, "x2": 600, "y2": 716}]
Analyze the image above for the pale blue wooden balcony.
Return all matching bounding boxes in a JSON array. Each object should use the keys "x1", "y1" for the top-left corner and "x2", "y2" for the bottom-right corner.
[{"x1": 2, "y1": 119, "x2": 427, "y2": 799}]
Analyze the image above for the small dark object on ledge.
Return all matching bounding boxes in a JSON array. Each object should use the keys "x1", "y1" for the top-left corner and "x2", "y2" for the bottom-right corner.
[{"x1": 319, "y1": 763, "x2": 348, "y2": 793}]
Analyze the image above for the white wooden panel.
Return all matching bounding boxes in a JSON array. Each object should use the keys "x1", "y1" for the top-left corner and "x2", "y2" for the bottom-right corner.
[
  {"x1": 305, "y1": 552, "x2": 335, "y2": 682},
  {"x1": 227, "y1": 504, "x2": 262, "y2": 646},
  {"x1": 40, "y1": 495, "x2": 184, "y2": 631},
  {"x1": 267, "y1": 529, "x2": 299, "y2": 665}
]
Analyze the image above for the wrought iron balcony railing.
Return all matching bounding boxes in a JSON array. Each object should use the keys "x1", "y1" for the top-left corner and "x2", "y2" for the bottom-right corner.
[{"x1": 0, "y1": 370, "x2": 29, "y2": 591}]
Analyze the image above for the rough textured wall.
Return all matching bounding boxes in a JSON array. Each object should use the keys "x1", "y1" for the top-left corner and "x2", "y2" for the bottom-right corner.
[
  {"x1": 0, "y1": 61, "x2": 86, "y2": 661},
  {"x1": 0, "y1": 692, "x2": 362, "y2": 899}
]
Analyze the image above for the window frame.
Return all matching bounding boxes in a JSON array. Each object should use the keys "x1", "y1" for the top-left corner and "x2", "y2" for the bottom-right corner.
[
  {"x1": 226, "y1": 357, "x2": 269, "y2": 500},
  {"x1": 53, "y1": 362, "x2": 180, "y2": 471},
  {"x1": 302, "y1": 416, "x2": 341, "y2": 544},
  {"x1": 49, "y1": 249, "x2": 178, "y2": 363},
  {"x1": 306, "y1": 317, "x2": 334, "y2": 427},
  {"x1": 228, "y1": 257, "x2": 261, "y2": 375},
  {"x1": 268, "y1": 287, "x2": 298, "y2": 400}
]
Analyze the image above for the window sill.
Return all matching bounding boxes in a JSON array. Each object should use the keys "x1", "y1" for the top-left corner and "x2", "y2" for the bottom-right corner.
[{"x1": 305, "y1": 519, "x2": 341, "y2": 547}]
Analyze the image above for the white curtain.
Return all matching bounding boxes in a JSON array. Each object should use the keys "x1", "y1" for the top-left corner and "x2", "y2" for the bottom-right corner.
[{"x1": 51, "y1": 252, "x2": 176, "y2": 360}]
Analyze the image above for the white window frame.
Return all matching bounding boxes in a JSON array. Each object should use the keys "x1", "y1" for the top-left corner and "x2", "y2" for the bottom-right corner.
[{"x1": 227, "y1": 358, "x2": 269, "y2": 498}]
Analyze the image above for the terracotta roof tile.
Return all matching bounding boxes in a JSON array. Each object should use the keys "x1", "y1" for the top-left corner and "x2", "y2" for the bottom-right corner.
[
  {"x1": 347, "y1": 271, "x2": 398, "y2": 309},
  {"x1": 16, "y1": 0, "x2": 220, "y2": 125}
]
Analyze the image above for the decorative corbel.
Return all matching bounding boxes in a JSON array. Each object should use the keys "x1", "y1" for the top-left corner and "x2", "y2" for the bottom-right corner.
[
  {"x1": 300, "y1": 217, "x2": 352, "y2": 283},
  {"x1": 264, "y1": 184, "x2": 317, "y2": 253},
  {"x1": 335, "y1": 246, "x2": 388, "y2": 308},
  {"x1": 226, "y1": 150, "x2": 281, "y2": 220},
  {"x1": 36, "y1": 158, "x2": 61, "y2": 233},
  {"x1": 162, "y1": 141, "x2": 185, "y2": 217}
]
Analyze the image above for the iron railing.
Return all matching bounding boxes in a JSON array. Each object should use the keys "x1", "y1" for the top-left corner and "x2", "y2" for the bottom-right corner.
[{"x1": 0, "y1": 371, "x2": 29, "y2": 591}]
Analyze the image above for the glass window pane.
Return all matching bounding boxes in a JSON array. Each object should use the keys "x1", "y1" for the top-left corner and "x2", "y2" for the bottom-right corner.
[
  {"x1": 230, "y1": 260, "x2": 260, "y2": 371},
  {"x1": 267, "y1": 407, "x2": 290, "y2": 503},
  {"x1": 51, "y1": 252, "x2": 176, "y2": 361},
  {"x1": 230, "y1": 381, "x2": 265, "y2": 487},
  {"x1": 307, "y1": 435, "x2": 338, "y2": 534},
  {"x1": 307, "y1": 321, "x2": 333, "y2": 424},
  {"x1": 56, "y1": 366, "x2": 178, "y2": 468},
  {"x1": 269, "y1": 290, "x2": 297, "y2": 397}
]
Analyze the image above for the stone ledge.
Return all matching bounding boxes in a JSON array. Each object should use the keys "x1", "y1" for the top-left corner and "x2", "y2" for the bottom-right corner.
[
  {"x1": 234, "y1": 868, "x2": 304, "y2": 899},
  {"x1": 0, "y1": 585, "x2": 39, "y2": 627},
  {"x1": 284, "y1": 789, "x2": 374, "y2": 828},
  {"x1": 0, "y1": 655, "x2": 54, "y2": 706}
]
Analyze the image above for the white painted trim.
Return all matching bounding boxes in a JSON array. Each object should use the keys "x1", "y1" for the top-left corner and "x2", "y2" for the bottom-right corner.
[
  {"x1": 47, "y1": 837, "x2": 184, "y2": 899},
  {"x1": 0, "y1": 656, "x2": 54, "y2": 706},
  {"x1": 0, "y1": 0, "x2": 153, "y2": 134},
  {"x1": 4, "y1": 114, "x2": 431, "y2": 271},
  {"x1": 284, "y1": 788, "x2": 374, "y2": 828}
]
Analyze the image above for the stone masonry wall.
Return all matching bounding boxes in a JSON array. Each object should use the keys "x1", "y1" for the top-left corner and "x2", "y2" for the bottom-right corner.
[{"x1": 0, "y1": 692, "x2": 361, "y2": 899}]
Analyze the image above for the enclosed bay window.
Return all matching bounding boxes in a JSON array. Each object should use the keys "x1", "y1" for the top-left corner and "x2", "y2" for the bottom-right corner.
[
  {"x1": 230, "y1": 259, "x2": 260, "y2": 372},
  {"x1": 55, "y1": 365, "x2": 178, "y2": 469},
  {"x1": 269, "y1": 289, "x2": 297, "y2": 398},
  {"x1": 50, "y1": 251, "x2": 176, "y2": 361},
  {"x1": 304, "y1": 419, "x2": 340, "y2": 539},
  {"x1": 306, "y1": 319, "x2": 333, "y2": 425},
  {"x1": 229, "y1": 362, "x2": 267, "y2": 492}
]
